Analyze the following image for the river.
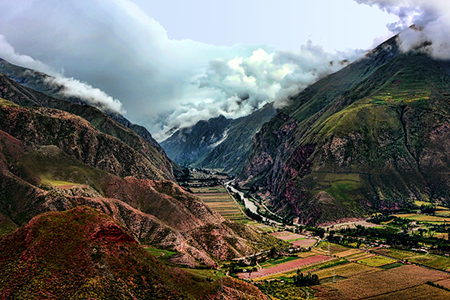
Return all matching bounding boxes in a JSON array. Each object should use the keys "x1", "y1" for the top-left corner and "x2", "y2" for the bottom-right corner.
[{"x1": 225, "y1": 181, "x2": 282, "y2": 226}]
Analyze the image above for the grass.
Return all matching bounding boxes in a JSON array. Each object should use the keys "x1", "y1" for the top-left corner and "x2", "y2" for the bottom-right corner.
[
  {"x1": 317, "y1": 242, "x2": 349, "y2": 253},
  {"x1": 286, "y1": 238, "x2": 306, "y2": 242},
  {"x1": 374, "y1": 248, "x2": 419, "y2": 260},
  {"x1": 181, "y1": 268, "x2": 224, "y2": 280},
  {"x1": 144, "y1": 247, "x2": 176, "y2": 259},
  {"x1": 0, "y1": 98, "x2": 19, "y2": 107},
  {"x1": 260, "y1": 256, "x2": 300, "y2": 269},
  {"x1": 408, "y1": 254, "x2": 450, "y2": 270},
  {"x1": 40, "y1": 176, "x2": 81, "y2": 188}
]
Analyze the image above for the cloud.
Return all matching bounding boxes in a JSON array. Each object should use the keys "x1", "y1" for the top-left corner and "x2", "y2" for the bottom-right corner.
[
  {"x1": 156, "y1": 43, "x2": 363, "y2": 140},
  {"x1": 0, "y1": 0, "x2": 363, "y2": 141},
  {"x1": 0, "y1": 35, "x2": 125, "y2": 114},
  {"x1": 44, "y1": 76, "x2": 126, "y2": 114},
  {"x1": 355, "y1": 0, "x2": 450, "y2": 59},
  {"x1": 0, "y1": 35, "x2": 57, "y2": 76}
]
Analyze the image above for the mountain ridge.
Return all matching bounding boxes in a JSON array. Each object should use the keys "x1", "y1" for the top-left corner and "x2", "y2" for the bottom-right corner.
[
  {"x1": 238, "y1": 35, "x2": 450, "y2": 224},
  {"x1": 161, "y1": 103, "x2": 276, "y2": 174}
]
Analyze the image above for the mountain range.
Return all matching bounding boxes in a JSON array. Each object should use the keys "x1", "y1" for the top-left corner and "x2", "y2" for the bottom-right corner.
[
  {"x1": 3, "y1": 28, "x2": 450, "y2": 297},
  {"x1": 238, "y1": 35, "x2": 450, "y2": 224},
  {"x1": 161, "y1": 33, "x2": 450, "y2": 225},
  {"x1": 161, "y1": 103, "x2": 276, "y2": 174}
]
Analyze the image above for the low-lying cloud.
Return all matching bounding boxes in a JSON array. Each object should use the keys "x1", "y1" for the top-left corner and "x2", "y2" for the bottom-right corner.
[
  {"x1": 159, "y1": 44, "x2": 361, "y2": 140},
  {"x1": 356, "y1": 0, "x2": 450, "y2": 59},
  {"x1": 0, "y1": 35, "x2": 125, "y2": 114},
  {"x1": 0, "y1": 0, "x2": 365, "y2": 141}
]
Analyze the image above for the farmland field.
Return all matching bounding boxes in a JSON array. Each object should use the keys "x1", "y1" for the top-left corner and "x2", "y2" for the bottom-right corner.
[
  {"x1": 315, "y1": 265, "x2": 450, "y2": 299},
  {"x1": 270, "y1": 231, "x2": 317, "y2": 247},
  {"x1": 365, "y1": 284, "x2": 450, "y2": 300},
  {"x1": 237, "y1": 255, "x2": 331, "y2": 280},
  {"x1": 374, "y1": 248, "x2": 420, "y2": 260},
  {"x1": 313, "y1": 262, "x2": 377, "y2": 279},
  {"x1": 408, "y1": 254, "x2": 450, "y2": 270},
  {"x1": 317, "y1": 242, "x2": 349, "y2": 253},
  {"x1": 335, "y1": 248, "x2": 363, "y2": 258},
  {"x1": 357, "y1": 255, "x2": 397, "y2": 267},
  {"x1": 193, "y1": 186, "x2": 249, "y2": 222},
  {"x1": 393, "y1": 213, "x2": 450, "y2": 223}
]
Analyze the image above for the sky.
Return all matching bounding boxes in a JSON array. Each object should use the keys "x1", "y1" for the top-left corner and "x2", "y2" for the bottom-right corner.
[{"x1": 0, "y1": 0, "x2": 448, "y2": 140}]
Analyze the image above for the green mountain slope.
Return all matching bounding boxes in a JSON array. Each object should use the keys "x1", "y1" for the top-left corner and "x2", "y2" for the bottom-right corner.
[{"x1": 239, "y1": 36, "x2": 450, "y2": 224}]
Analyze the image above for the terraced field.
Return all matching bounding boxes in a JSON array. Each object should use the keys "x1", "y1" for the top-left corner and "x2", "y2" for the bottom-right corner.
[{"x1": 193, "y1": 185, "x2": 249, "y2": 223}]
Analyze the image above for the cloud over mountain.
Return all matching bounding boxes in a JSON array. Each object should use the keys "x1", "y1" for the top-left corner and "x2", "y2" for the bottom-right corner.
[
  {"x1": 356, "y1": 0, "x2": 450, "y2": 59},
  {"x1": 0, "y1": 0, "x2": 364, "y2": 140}
]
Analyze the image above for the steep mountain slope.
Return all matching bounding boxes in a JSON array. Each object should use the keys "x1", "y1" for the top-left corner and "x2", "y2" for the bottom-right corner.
[
  {"x1": 0, "y1": 85, "x2": 284, "y2": 266},
  {"x1": 0, "y1": 58, "x2": 183, "y2": 179},
  {"x1": 161, "y1": 103, "x2": 276, "y2": 174},
  {"x1": 0, "y1": 72, "x2": 176, "y2": 181},
  {"x1": 0, "y1": 206, "x2": 268, "y2": 299},
  {"x1": 238, "y1": 35, "x2": 450, "y2": 224}
]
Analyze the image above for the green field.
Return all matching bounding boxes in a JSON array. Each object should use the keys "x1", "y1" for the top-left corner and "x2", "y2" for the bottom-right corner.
[
  {"x1": 144, "y1": 247, "x2": 176, "y2": 259},
  {"x1": 259, "y1": 256, "x2": 300, "y2": 269},
  {"x1": 358, "y1": 255, "x2": 397, "y2": 267},
  {"x1": 408, "y1": 254, "x2": 450, "y2": 270},
  {"x1": 317, "y1": 242, "x2": 349, "y2": 253},
  {"x1": 374, "y1": 248, "x2": 421, "y2": 260}
]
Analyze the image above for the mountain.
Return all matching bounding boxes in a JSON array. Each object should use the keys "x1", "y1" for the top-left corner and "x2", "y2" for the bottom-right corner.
[
  {"x1": 0, "y1": 58, "x2": 187, "y2": 179},
  {"x1": 0, "y1": 206, "x2": 268, "y2": 299},
  {"x1": 161, "y1": 103, "x2": 276, "y2": 174},
  {"x1": 238, "y1": 34, "x2": 450, "y2": 225},
  {"x1": 0, "y1": 72, "x2": 285, "y2": 267}
]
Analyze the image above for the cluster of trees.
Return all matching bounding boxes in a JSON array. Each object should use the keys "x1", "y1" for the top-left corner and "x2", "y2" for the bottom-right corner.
[
  {"x1": 419, "y1": 204, "x2": 437, "y2": 214},
  {"x1": 293, "y1": 269, "x2": 319, "y2": 286},
  {"x1": 328, "y1": 224, "x2": 450, "y2": 252}
]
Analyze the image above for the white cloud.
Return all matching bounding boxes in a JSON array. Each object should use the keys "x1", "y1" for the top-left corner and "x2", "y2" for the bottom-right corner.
[{"x1": 356, "y1": 0, "x2": 450, "y2": 59}]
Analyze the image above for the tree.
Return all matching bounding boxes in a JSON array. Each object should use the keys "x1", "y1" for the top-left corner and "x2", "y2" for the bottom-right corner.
[{"x1": 268, "y1": 247, "x2": 277, "y2": 259}]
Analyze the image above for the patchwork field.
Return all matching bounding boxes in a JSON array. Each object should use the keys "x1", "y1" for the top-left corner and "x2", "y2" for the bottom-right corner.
[
  {"x1": 374, "y1": 248, "x2": 450, "y2": 270},
  {"x1": 315, "y1": 265, "x2": 450, "y2": 299},
  {"x1": 313, "y1": 261, "x2": 378, "y2": 279},
  {"x1": 365, "y1": 284, "x2": 450, "y2": 300}
]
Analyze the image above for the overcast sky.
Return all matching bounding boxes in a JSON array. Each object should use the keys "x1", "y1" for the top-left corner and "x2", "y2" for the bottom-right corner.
[{"x1": 0, "y1": 0, "x2": 447, "y2": 140}]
